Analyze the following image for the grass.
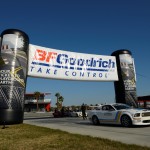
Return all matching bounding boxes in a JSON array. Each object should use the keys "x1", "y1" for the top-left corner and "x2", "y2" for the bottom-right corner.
[{"x1": 0, "y1": 124, "x2": 149, "y2": 150}]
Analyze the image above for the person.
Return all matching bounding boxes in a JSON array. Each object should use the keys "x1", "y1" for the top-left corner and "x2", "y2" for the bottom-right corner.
[
  {"x1": 81, "y1": 103, "x2": 87, "y2": 120},
  {"x1": 61, "y1": 107, "x2": 65, "y2": 117}
]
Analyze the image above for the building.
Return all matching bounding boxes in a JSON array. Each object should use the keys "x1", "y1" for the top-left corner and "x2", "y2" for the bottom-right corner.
[
  {"x1": 138, "y1": 95, "x2": 150, "y2": 108},
  {"x1": 24, "y1": 92, "x2": 51, "y2": 112}
]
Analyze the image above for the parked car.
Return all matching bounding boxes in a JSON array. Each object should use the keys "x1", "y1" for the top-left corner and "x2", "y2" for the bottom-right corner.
[
  {"x1": 75, "y1": 110, "x2": 83, "y2": 117},
  {"x1": 67, "y1": 110, "x2": 82, "y2": 117},
  {"x1": 53, "y1": 109, "x2": 72, "y2": 117},
  {"x1": 69, "y1": 110, "x2": 88, "y2": 117},
  {"x1": 69, "y1": 111, "x2": 78, "y2": 117},
  {"x1": 88, "y1": 103, "x2": 150, "y2": 127},
  {"x1": 53, "y1": 110, "x2": 62, "y2": 118}
]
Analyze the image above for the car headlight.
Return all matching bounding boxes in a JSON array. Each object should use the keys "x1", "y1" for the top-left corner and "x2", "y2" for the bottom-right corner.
[{"x1": 134, "y1": 113, "x2": 140, "y2": 117}]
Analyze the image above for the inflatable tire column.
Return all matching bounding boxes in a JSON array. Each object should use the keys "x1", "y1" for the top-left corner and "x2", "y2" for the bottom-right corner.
[
  {"x1": 0, "y1": 29, "x2": 29, "y2": 124},
  {"x1": 111, "y1": 50, "x2": 138, "y2": 108}
]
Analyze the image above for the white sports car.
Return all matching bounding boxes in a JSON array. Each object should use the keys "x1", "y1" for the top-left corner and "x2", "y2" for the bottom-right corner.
[{"x1": 87, "y1": 103, "x2": 150, "y2": 127}]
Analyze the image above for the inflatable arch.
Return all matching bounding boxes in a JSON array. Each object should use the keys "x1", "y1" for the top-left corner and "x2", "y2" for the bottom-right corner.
[{"x1": 0, "y1": 29, "x2": 138, "y2": 124}]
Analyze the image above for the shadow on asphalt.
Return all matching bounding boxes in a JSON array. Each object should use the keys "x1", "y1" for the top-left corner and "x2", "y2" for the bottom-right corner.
[
  {"x1": 76, "y1": 120, "x2": 150, "y2": 128},
  {"x1": 24, "y1": 117, "x2": 53, "y2": 120}
]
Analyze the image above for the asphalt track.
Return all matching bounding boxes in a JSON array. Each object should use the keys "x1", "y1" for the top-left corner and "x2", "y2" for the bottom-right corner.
[{"x1": 24, "y1": 112, "x2": 150, "y2": 147}]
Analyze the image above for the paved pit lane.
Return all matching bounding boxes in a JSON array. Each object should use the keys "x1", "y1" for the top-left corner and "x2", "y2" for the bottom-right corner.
[{"x1": 24, "y1": 112, "x2": 150, "y2": 147}]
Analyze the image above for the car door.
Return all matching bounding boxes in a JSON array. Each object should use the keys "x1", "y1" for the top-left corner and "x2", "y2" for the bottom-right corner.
[{"x1": 101, "y1": 105, "x2": 118, "y2": 122}]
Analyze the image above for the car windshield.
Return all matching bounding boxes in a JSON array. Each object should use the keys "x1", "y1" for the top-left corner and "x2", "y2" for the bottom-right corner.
[{"x1": 113, "y1": 104, "x2": 131, "y2": 110}]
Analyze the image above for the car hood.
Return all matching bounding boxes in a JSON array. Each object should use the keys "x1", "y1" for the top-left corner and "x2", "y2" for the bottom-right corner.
[{"x1": 120, "y1": 108, "x2": 150, "y2": 114}]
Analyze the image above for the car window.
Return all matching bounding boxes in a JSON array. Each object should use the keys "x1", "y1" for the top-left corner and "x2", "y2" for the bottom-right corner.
[
  {"x1": 102, "y1": 106, "x2": 107, "y2": 110},
  {"x1": 101, "y1": 105, "x2": 115, "y2": 111},
  {"x1": 108, "y1": 106, "x2": 115, "y2": 111},
  {"x1": 102, "y1": 105, "x2": 114, "y2": 111},
  {"x1": 113, "y1": 104, "x2": 130, "y2": 110}
]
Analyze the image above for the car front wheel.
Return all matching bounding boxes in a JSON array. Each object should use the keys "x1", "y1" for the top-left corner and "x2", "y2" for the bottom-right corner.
[
  {"x1": 121, "y1": 115, "x2": 132, "y2": 127},
  {"x1": 92, "y1": 115, "x2": 99, "y2": 125}
]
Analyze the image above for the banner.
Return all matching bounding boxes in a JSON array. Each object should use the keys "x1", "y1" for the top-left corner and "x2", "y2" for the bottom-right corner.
[
  {"x1": 0, "y1": 29, "x2": 29, "y2": 124},
  {"x1": 28, "y1": 44, "x2": 118, "y2": 81},
  {"x1": 112, "y1": 49, "x2": 138, "y2": 108},
  {"x1": 120, "y1": 54, "x2": 136, "y2": 91},
  {"x1": 119, "y1": 54, "x2": 138, "y2": 107}
]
